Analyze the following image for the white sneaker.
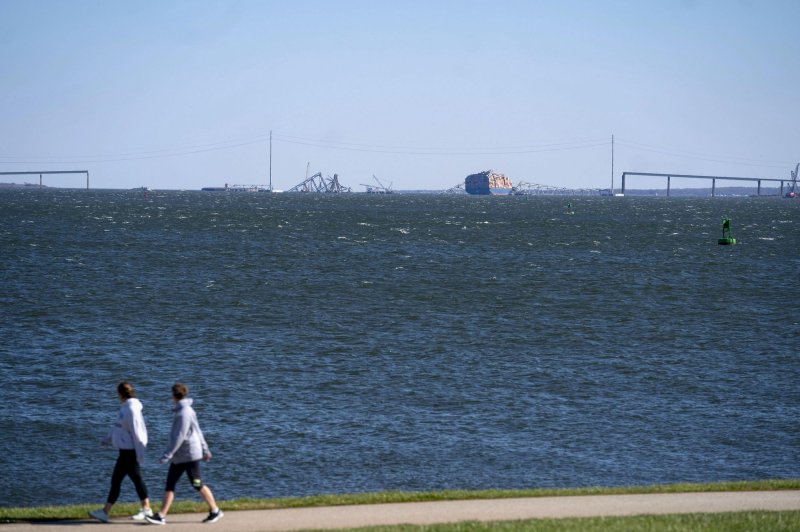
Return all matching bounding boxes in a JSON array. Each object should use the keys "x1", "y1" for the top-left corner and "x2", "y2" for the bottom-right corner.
[
  {"x1": 89, "y1": 508, "x2": 109, "y2": 523},
  {"x1": 131, "y1": 507, "x2": 154, "y2": 520}
]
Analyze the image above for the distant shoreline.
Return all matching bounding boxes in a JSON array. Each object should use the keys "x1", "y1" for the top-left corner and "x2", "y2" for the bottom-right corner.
[
  {"x1": 0, "y1": 182, "x2": 788, "y2": 196},
  {"x1": 0, "y1": 182, "x2": 49, "y2": 188}
]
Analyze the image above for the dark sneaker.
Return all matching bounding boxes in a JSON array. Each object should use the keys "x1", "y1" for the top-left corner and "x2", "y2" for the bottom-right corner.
[
  {"x1": 145, "y1": 513, "x2": 166, "y2": 525},
  {"x1": 202, "y1": 509, "x2": 224, "y2": 523}
]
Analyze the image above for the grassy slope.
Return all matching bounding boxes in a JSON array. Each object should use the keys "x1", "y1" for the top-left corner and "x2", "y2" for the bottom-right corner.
[{"x1": 354, "y1": 511, "x2": 800, "y2": 532}]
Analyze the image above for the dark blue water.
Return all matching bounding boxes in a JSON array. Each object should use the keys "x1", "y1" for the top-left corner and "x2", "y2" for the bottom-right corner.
[{"x1": 1, "y1": 189, "x2": 798, "y2": 507}]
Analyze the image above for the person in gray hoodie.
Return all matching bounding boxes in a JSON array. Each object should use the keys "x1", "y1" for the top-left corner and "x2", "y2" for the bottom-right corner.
[
  {"x1": 89, "y1": 382, "x2": 153, "y2": 523},
  {"x1": 145, "y1": 383, "x2": 223, "y2": 525}
]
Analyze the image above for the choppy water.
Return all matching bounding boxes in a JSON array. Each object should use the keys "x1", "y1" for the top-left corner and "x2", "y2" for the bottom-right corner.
[{"x1": 1, "y1": 189, "x2": 798, "y2": 507}]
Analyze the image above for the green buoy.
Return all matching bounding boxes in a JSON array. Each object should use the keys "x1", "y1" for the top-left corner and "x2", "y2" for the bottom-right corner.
[{"x1": 718, "y1": 216, "x2": 736, "y2": 245}]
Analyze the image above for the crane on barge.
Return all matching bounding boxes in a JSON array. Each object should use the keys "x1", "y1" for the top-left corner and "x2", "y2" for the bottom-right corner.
[
  {"x1": 785, "y1": 163, "x2": 799, "y2": 198},
  {"x1": 361, "y1": 175, "x2": 394, "y2": 193}
]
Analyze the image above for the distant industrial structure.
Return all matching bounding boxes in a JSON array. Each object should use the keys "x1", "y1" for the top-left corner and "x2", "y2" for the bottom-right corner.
[
  {"x1": 201, "y1": 183, "x2": 269, "y2": 192},
  {"x1": 286, "y1": 163, "x2": 351, "y2": 193},
  {"x1": 446, "y1": 170, "x2": 610, "y2": 196},
  {"x1": 511, "y1": 181, "x2": 611, "y2": 196}
]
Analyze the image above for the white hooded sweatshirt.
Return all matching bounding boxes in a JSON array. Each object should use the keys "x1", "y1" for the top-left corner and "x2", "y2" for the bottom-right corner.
[{"x1": 104, "y1": 398, "x2": 148, "y2": 463}]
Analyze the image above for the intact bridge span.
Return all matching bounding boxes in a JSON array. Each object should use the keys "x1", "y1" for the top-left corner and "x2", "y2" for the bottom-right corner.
[
  {"x1": 620, "y1": 171, "x2": 789, "y2": 197},
  {"x1": 0, "y1": 170, "x2": 90, "y2": 189}
]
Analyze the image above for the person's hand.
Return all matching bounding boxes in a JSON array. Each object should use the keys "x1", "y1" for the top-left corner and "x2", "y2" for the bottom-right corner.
[
  {"x1": 159, "y1": 457, "x2": 168, "y2": 465},
  {"x1": 203, "y1": 451, "x2": 212, "y2": 462}
]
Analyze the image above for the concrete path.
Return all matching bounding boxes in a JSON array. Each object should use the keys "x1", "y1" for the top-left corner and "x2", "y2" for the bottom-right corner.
[{"x1": 2, "y1": 491, "x2": 799, "y2": 531}]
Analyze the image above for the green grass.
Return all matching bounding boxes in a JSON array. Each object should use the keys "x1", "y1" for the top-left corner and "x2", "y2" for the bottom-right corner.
[
  {"x1": 1, "y1": 479, "x2": 798, "y2": 523},
  {"x1": 349, "y1": 511, "x2": 800, "y2": 532}
]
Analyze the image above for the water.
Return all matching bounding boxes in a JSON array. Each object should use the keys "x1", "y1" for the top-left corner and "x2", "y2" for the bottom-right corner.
[{"x1": 1, "y1": 189, "x2": 798, "y2": 507}]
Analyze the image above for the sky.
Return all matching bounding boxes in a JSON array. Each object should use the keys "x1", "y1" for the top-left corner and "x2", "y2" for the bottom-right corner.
[{"x1": 1, "y1": 0, "x2": 798, "y2": 191}]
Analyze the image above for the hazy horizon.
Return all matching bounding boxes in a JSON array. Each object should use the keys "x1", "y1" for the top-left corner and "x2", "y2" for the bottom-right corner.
[{"x1": 1, "y1": 1, "x2": 798, "y2": 192}]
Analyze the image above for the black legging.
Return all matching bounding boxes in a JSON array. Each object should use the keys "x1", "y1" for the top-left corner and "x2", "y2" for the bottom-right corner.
[{"x1": 107, "y1": 449, "x2": 148, "y2": 504}]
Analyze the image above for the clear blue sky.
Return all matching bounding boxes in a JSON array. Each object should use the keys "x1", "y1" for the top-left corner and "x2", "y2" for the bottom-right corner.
[{"x1": 1, "y1": 0, "x2": 798, "y2": 191}]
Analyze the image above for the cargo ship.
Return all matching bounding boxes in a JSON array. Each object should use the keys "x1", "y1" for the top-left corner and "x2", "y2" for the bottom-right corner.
[{"x1": 464, "y1": 170, "x2": 513, "y2": 195}]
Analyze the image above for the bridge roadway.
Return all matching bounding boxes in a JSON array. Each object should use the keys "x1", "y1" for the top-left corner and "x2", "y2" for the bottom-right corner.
[
  {"x1": 620, "y1": 171, "x2": 790, "y2": 197},
  {"x1": 0, "y1": 170, "x2": 90, "y2": 189}
]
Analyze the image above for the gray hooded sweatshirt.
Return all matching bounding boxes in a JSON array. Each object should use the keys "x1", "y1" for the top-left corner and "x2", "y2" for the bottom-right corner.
[{"x1": 160, "y1": 398, "x2": 209, "y2": 464}]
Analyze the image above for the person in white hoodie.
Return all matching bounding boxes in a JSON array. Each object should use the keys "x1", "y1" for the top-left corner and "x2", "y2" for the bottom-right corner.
[
  {"x1": 89, "y1": 382, "x2": 153, "y2": 523},
  {"x1": 145, "y1": 383, "x2": 223, "y2": 525}
]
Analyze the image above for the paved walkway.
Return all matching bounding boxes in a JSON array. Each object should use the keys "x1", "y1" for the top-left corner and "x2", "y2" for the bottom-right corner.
[{"x1": 2, "y1": 491, "x2": 799, "y2": 531}]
